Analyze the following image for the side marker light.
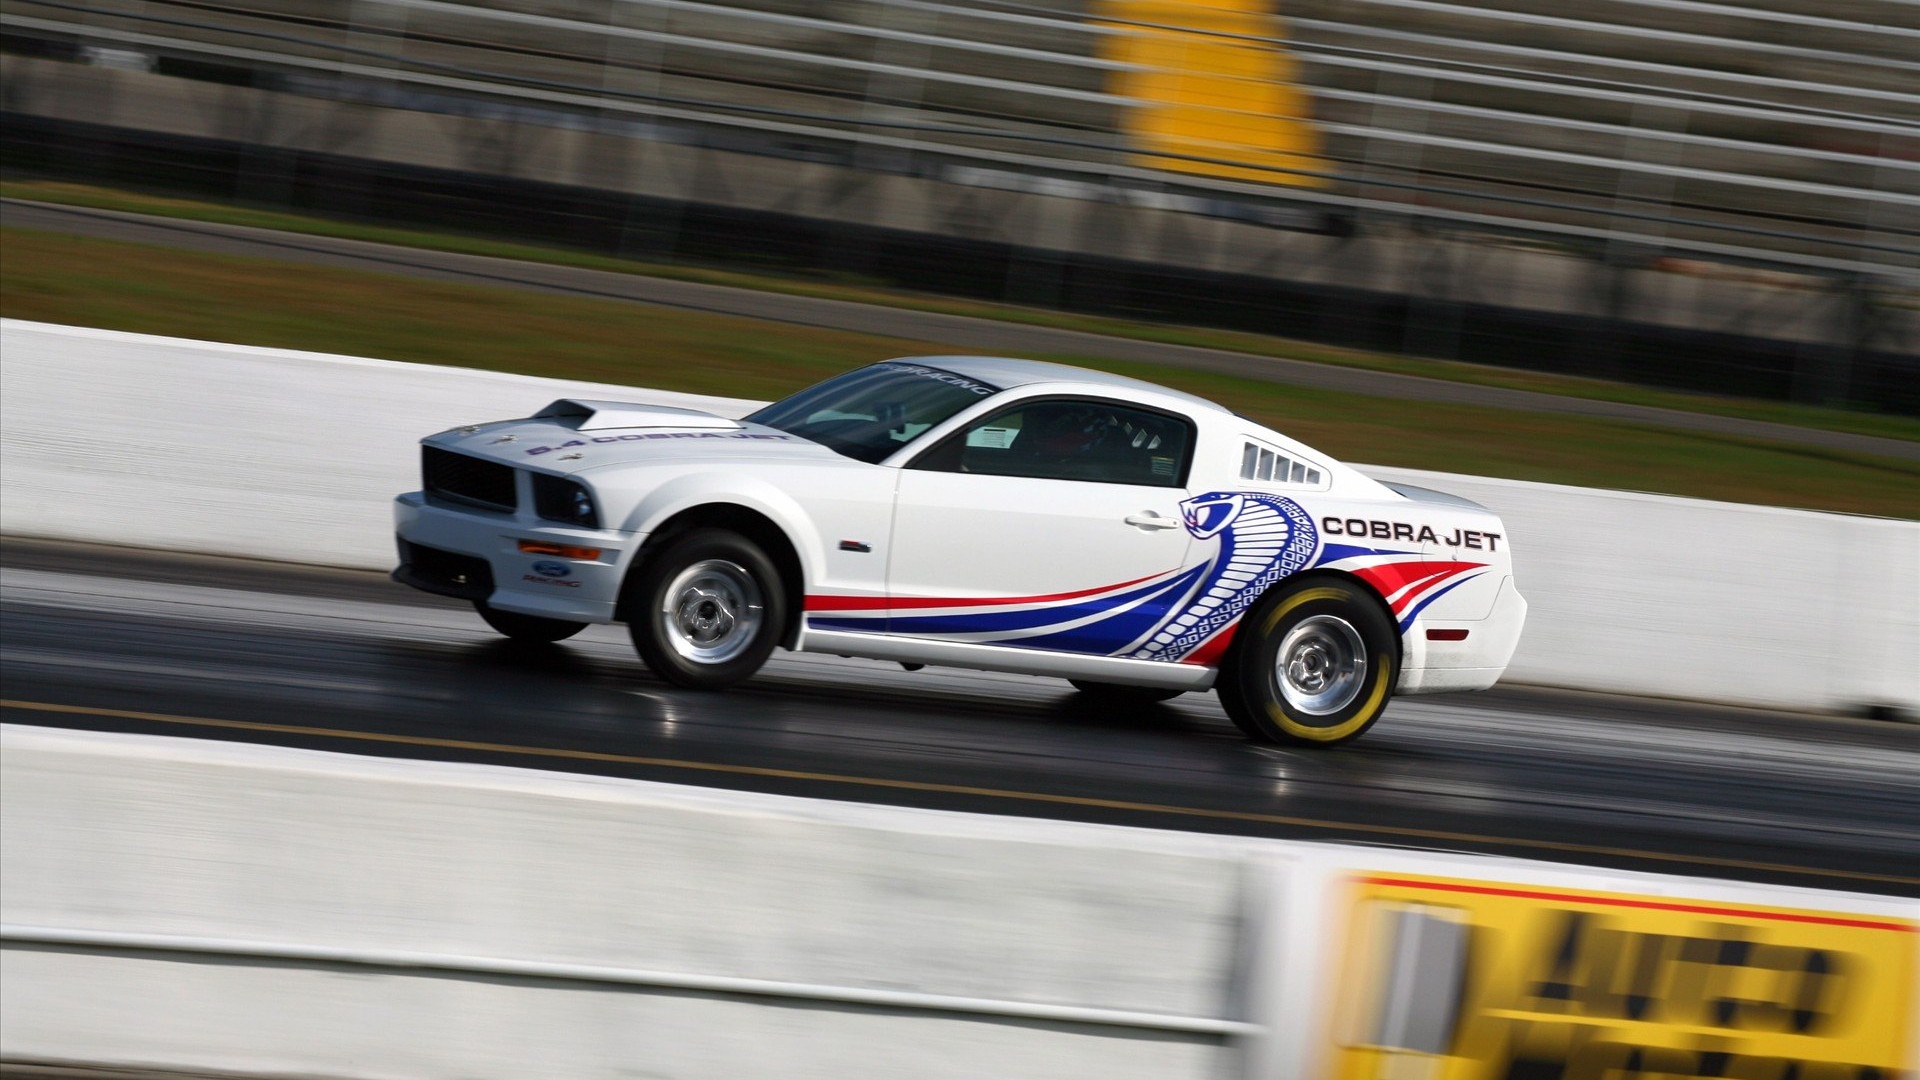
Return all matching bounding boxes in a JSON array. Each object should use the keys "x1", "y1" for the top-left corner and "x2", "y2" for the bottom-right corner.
[{"x1": 518, "y1": 541, "x2": 602, "y2": 560}]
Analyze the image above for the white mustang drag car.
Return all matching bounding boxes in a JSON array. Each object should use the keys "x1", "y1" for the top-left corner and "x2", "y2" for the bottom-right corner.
[{"x1": 393, "y1": 357, "x2": 1526, "y2": 746}]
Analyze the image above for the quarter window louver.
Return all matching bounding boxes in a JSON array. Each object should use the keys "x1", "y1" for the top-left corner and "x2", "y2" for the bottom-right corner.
[{"x1": 1239, "y1": 441, "x2": 1323, "y2": 486}]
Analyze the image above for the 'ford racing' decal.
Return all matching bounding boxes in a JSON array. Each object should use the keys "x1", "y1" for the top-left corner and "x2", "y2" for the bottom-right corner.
[{"x1": 875, "y1": 361, "x2": 997, "y2": 396}]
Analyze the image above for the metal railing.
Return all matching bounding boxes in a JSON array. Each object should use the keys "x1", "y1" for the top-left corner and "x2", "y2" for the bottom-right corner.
[{"x1": 6, "y1": 0, "x2": 1912, "y2": 271}]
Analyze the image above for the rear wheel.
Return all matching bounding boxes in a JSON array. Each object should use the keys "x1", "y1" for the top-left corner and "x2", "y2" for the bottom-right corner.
[
  {"x1": 628, "y1": 528, "x2": 786, "y2": 689},
  {"x1": 1067, "y1": 680, "x2": 1184, "y2": 705},
  {"x1": 1217, "y1": 579, "x2": 1397, "y2": 747},
  {"x1": 473, "y1": 601, "x2": 587, "y2": 643}
]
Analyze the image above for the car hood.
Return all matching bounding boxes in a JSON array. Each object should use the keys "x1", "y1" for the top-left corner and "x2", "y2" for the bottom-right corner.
[{"x1": 422, "y1": 398, "x2": 846, "y2": 475}]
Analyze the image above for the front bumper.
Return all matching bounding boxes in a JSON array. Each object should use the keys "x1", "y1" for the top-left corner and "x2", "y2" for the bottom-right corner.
[
  {"x1": 392, "y1": 491, "x2": 634, "y2": 623},
  {"x1": 393, "y1": 539, "x2": 493, "y2": 600}
]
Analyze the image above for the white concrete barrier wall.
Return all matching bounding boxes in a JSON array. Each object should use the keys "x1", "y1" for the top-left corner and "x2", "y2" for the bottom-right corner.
[
  {"x1": 1362, "y1": 466, "x2": 1920, "y2": 713},
  {"x1": 0, "y1": 725, "x2": 1250, "y2": 1080},
  {"x1": 0, "y1": 320, "x2": 753, "y2": 568},
  {"x1": 2, "y1": 319, "x2": 1914, "y2": 713},
  {"x1": 5, "y1": 726, "x2": 1916, "y2": 1079}
]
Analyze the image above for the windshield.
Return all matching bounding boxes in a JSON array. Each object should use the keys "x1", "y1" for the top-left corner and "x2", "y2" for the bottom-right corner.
[{"x1": 746, "y1": 362, "x2": 1001, "y2": 463}]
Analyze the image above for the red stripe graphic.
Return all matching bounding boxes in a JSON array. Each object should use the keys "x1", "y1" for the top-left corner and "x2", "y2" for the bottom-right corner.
[
  {"x1": 805, "y1": 570, "x2": 1172, "y2": 613},
  {"x1": 1348, "y1": 559, "x2": 1438, "y2": 598},
  {"x1": 1352, "y1": 561, "x2": 1485, "y2": 613},
  {"x1": 1360, "y1": 877, "x2": 1916, "y2": 932},
  {"x1": 1179, "y1": 623, "x2": 1239, "y2": 667}
]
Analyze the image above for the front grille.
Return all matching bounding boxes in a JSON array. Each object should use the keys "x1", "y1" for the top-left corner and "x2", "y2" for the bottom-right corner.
[{"x1": 424, "y1": 446, "x2": 516, "y2": 512}]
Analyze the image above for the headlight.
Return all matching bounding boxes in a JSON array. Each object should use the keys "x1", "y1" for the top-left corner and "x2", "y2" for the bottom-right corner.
[{"x1": 532, "y1": 474, "x2": 600, "y2": 529}]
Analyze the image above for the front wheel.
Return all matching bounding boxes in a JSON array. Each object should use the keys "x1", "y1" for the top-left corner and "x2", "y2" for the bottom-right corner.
[
  {"x1": 474, "y1": 601, "x2": 587, "y2": 643},
  {"x1": 1217, "y1": 579, "x2": 1397, "y2": 747},
  {"x1": 628, "y1": 528, "x2": 787, "y2": 689}
]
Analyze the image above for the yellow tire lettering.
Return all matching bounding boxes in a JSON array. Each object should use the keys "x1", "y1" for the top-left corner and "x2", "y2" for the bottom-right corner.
[{"x1": 1260, "y1": 587, "x2": 1346, "y2": 635}]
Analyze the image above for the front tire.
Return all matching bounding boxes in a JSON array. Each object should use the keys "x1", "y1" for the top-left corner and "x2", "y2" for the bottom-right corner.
[
  {"x1": 628, "y1": 528, "x2": 786, "y2": 689},
  {"x1": 1217, "y1": 579, "x2": 1397, "y2": 747},
  {"x1": 474, "y1": 601, "x2": 587, "y2": 643}
]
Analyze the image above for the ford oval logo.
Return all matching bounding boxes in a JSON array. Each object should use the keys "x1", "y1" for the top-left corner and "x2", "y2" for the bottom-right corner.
[{"x1": 531, "y1": 560, "x2": 571, "y2": 578}]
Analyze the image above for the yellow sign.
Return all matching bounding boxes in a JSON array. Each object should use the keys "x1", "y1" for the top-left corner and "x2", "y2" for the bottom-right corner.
[
  {"x1": 1330, "y1": 874, "x2": 1917, "y2": 1080},
  {"x1": 1094, "y1": 0, "x2": 1326, "y2": 187}
]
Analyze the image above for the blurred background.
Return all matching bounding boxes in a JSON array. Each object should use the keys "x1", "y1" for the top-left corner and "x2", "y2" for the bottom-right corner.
[
  {"x1": 3, "y1": 7, "x2": 1917, "y2": 1078},
  {"x1": 4, "y1": 0, "x2": 1916, "y2": 413}
]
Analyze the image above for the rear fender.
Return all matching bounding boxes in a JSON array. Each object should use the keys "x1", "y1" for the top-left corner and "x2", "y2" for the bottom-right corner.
[{"x1": 1229, "y1": 568, "x2": 1403, "y2": 674}]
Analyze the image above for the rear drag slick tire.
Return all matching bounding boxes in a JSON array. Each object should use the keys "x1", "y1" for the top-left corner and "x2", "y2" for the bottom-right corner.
[{"x1": 1217, "y1": 579, "x2": 1396, "y2": 747}]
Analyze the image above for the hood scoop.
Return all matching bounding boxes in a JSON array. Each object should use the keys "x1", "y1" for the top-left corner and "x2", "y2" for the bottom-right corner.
[{"x1": 533, "y1": 398, "x2": 741, "y2": 432}]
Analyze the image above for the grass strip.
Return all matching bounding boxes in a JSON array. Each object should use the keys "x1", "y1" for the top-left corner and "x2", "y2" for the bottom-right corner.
[
  {"x1": 4, "y1": 225, "x2": 1916, "y2": 518},
  {"x1": 7, "y1": 178, "x2": 1916, "y2": 445}
]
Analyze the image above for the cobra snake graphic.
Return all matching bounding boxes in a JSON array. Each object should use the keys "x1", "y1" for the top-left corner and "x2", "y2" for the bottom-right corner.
[{"x1": 1131, "y1": 492, "x2": 1319, "y2": 661}]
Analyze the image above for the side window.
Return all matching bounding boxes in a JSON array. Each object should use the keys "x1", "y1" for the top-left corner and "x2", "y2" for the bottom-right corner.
[
  {"x1": 1239, "y1": 440, "x2": 1323, "y2": 486},
  {"x1": 913, "y1": 399, "x2": 1193, "y2": 487}
]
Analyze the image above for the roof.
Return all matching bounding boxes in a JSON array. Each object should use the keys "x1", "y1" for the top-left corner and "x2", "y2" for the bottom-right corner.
[{"x1": 907, "y1": 356, "x2": 1233, "y2": 415}]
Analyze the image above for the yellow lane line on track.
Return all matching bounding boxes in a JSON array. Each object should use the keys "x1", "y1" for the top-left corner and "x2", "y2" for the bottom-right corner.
[{"x1": 6, "y1": 698, "x2": 1915, "y2": 890}]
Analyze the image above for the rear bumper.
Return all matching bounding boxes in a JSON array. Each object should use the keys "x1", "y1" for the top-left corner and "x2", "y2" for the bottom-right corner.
[
  {"x1": 1397, "y1": 576, "x2": 1528, "y2": 695},
  {"x1": 392, "y1": 492, "x2": 633, "y2": 623}
]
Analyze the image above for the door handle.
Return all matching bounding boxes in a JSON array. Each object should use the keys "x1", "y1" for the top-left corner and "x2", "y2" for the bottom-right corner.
[{"x1": 1124, "y1": 512, "x2": 1180, "y2": 530}]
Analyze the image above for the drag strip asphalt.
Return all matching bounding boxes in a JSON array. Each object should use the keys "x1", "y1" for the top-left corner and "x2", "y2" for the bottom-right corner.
[{"x1": 3, "y1": 539, "x2": 1915, "y2": 896}]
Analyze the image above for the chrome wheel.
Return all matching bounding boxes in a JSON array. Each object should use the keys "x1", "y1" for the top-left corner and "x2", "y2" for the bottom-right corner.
[
  {"x1": 659, "y1": 559, "x2": 764, "y2": 665},
  {"x1": 629, "y1": 528, "x2": 787, "y2": 690},
  {"x1": 1275, "y1": 614, "x2": 1367, "y2": 716}
]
